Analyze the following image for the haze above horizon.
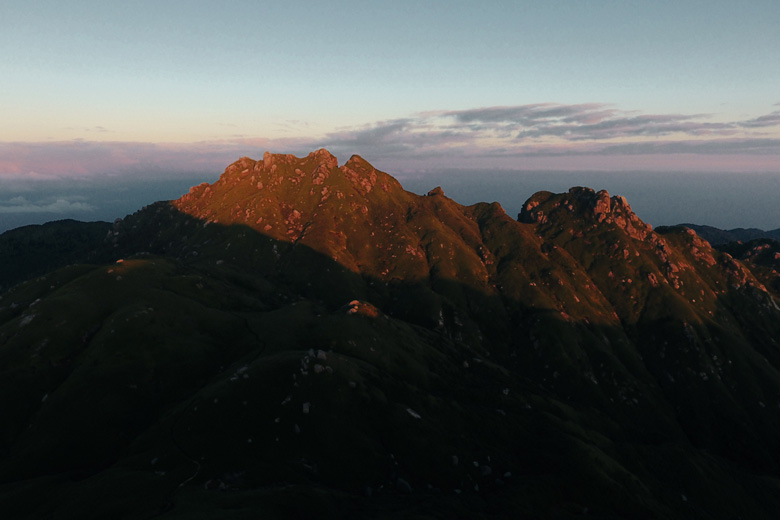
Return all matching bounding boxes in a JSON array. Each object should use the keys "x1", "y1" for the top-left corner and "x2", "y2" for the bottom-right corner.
[{"x1": 1, "y1": 1, "x2": 779, "y2": 231}]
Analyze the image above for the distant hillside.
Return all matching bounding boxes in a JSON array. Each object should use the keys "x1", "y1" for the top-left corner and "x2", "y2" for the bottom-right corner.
[
  {"x1": 677, "y1": 223, "x2": 780, "y2": 245},
  {"x1": 0, "y1": 219, "x2": 112, "y2": 291}
]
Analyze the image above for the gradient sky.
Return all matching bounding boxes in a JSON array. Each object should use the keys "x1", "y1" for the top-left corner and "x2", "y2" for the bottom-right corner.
[{"x1": 1, "y1": 0, "x2": 779, "y2": 230}]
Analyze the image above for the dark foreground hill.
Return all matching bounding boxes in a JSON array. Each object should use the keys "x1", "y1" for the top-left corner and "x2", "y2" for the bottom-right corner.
[{"x1": 2, "y1": 150, "x2": 780, "y2": 519}]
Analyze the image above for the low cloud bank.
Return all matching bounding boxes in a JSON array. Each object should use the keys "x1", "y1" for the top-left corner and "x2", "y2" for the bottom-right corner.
[
  {"x1": 2, "y1": 103, "x2": 779, "y2": 181},
  {"x1": 0, "y1": 196, "x2": 95, "y2": 214}
]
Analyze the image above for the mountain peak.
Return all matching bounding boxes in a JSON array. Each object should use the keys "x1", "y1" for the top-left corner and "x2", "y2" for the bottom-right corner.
[
  {"x1": 308, "y1": 148, "x2": 339, "y2": 168},
  {"x1": 224, "y1": 156, "x2": 257, "y2": 176},
  {"x1": 520, "y1": 185, "x2": 652, "y2": 241},
  {"x1": 171, "y1": 150, "x2": 411, "y2": 251}
]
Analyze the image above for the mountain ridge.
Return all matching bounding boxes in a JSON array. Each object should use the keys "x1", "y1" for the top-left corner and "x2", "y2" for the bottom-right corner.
[
  {"x1": 1, "y1": 150, "x2": 780, "y2": 519},
  {"x1": 675, "y1": 223, "x2": 780, "y2": 246}
]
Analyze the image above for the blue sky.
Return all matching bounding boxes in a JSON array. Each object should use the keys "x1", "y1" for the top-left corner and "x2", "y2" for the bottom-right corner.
[{"x1": 1, "y1": 0, "x2": 779, "y2": 230}]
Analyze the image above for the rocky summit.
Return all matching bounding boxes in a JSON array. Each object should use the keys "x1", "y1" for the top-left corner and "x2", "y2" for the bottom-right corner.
[{"x1": 2, "y1": 150, "x2": 780, "y2": 519}]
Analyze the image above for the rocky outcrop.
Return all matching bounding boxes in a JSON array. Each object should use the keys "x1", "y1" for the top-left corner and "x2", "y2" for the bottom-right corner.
[{"x1": 520, "y1": 187, "x2": 652, "y2": 241}]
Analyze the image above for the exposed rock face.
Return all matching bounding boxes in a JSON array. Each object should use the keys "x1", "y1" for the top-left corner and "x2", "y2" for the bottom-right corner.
[
  {"x1": 175, "y1": 150, "x2": 403, "y2": 247},
  {"x1": 2, "y1": 150, "x2": 780, "y2": 520},
  {"x1": 718, "y1": 238, "x2": 780, "y2": 298},
  {"x1": 520, "y1": 187, "x2": 652, "y2": 241}
]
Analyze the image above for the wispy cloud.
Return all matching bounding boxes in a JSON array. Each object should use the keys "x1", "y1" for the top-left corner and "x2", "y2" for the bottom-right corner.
[
  {"x1": 740, "y1": 111, "x2": 780, "y2": 128},
  {"x1": 64, "y1": 126, "x2": 111, "y2": 134},
  {"x1": 311, "y1": 104, "x2": 780, "y2": 168},
  {"x1": 320, "y1": 103, "x2": 759, "y2": 149}
]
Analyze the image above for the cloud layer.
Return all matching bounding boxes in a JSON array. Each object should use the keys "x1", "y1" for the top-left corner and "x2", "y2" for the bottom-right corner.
[
  {"x1": 315, "y1": 104, "x2": 780, "y2": 162},
  {"x1": 0, "y1": 195, "x2": 95, "y2": 214},
  {"x1": 1, "y1": 104, "x2": 779, "y2": 178}
]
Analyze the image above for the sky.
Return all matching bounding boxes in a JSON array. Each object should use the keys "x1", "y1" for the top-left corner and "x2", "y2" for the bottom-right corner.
[{"x1": 1, "y1": 0, "x2": 779, "y2": 232}]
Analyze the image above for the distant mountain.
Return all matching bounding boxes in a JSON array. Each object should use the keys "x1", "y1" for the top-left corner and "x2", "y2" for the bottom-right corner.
[
  {"x1": 0, "y1": 219, "x2": 112, "y2": 292},
  {"x1": 676, "y1": 223, "x2": 780, "y2": 246},
  {"x1": 2, "y1": 150, "x2": 780, "y2": 519}
]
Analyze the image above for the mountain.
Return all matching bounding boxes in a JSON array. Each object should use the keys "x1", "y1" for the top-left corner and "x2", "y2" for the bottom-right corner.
[
  {"x1": 659, "y1": 224, "x2": 780, "y2": 299},
  {"x1": 677, "y1": 223, "x2": 780, "y2": 246},
  {"x1": 2, "y1": 149, "x2": 780, "y2": 519},
  {"x1": 717, "y1": 238, "x2": 780, "y2": 298},
  {"x1": 0, "y1": 219, "x2": 112, "y2": 292}
]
